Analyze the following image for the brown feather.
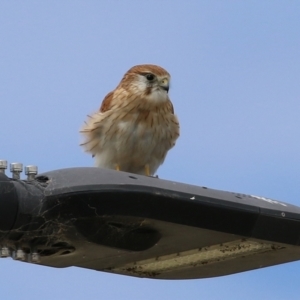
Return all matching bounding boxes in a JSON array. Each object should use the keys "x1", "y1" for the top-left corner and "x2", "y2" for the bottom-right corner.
[{"x1": 99, "y1": 91, "x2": 114, "y2": 113}]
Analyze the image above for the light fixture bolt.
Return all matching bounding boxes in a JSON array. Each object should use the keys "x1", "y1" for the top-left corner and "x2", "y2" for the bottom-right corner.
[
  {"x1": 10, "y1": 163, "x2": 23, "y2": 179},
  {"x1": 0, "y1": 160, "x2": 7, "y2": 174},
  {"x1": 25, "y1": 165, "x2": 38, "y2": 181}
]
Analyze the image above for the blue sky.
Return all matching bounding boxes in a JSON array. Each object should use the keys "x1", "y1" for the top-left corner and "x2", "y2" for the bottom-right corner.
[{"x1": 1, "y1": 1, "x2": 300, "y2": 299}]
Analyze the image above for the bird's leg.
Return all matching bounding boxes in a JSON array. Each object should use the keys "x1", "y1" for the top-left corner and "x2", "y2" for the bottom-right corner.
[
  {"x1": 145, "y1": 164, "x2": 150, "y2": 176},
  {"x1": 115, "y1": 164, "x2": 120, "y2": 171}
]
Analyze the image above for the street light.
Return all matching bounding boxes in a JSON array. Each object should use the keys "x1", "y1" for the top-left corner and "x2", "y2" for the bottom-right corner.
[{"x1": 1, "y1": 160, "x2": 300, "y2": 279}]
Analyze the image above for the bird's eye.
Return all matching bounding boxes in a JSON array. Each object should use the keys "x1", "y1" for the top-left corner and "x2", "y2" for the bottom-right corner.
[{"x1": 145, "y1": 74, "x2": 155, "y2": 81}]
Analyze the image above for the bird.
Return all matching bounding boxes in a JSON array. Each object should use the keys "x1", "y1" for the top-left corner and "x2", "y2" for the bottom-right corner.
[{"x1": 80, "y1": 64, "x2": 180, "y2": 176}]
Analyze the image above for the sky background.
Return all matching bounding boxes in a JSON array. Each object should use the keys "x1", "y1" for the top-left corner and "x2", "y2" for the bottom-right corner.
[{"x1": 1, "y1": 1, "x2": 300, "y2": 299}]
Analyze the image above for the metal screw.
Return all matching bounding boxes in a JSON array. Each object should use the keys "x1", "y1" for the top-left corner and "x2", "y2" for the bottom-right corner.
[
  {"x1": 10, "y1": 163, "x2": 23, "y2": 179},
  {"x1": 0, "y1": 247, "x2": 10, "y2": 257},
  {"x1": 0, "y1": 160, "x2": 7, "y2": 174},
  {"x1": 12, "y1": 249, "x2": 26, "y2": 260},
  {"x1": 25, "y1": 165, "x2": 38, "y2": 181},
  {"x1": 30, "y1": 252, "x2": 40, "y2": 263}
]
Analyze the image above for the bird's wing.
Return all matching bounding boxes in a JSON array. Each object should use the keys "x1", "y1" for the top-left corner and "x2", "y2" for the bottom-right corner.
[{"x1": 99, "y1": 91, "x2": 114, "y2": 113}]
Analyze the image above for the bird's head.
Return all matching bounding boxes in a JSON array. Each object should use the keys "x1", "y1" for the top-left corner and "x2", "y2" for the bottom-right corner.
[{"x1": 119, "y1": 64, "x2": 171, "y2": 104}]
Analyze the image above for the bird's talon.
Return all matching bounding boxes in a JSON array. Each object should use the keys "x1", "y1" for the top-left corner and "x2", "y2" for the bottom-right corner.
[{"x1": 145, "y1": 164, "x2": 150, "y2": 176}]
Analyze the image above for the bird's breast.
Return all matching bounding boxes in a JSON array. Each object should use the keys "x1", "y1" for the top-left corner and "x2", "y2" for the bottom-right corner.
[{"x1": 99, "y1": 109, "x2": 175, "y2": 156}]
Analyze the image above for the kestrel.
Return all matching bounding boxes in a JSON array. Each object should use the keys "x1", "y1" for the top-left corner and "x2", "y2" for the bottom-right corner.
[{"x1": 80, "y1": 64, "x2": 180, "y2": 176}]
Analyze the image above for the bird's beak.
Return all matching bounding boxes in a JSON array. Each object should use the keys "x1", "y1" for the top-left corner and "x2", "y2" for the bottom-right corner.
[{"x1": 159, "y1": 78, "x2": 169, "y2": 93}]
